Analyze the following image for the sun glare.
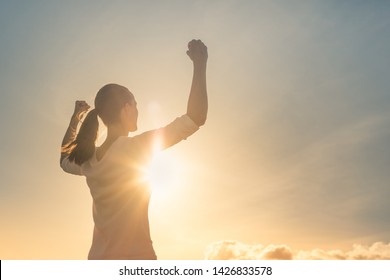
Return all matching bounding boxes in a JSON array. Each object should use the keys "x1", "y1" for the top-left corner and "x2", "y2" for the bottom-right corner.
[{"x1": 145, "y1": 152, "x2": 180, "y2": 194}]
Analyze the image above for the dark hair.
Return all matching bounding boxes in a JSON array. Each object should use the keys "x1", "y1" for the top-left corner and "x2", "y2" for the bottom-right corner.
[{"x1": 64, "y1": 84, "x2": 134, "y2": 165}]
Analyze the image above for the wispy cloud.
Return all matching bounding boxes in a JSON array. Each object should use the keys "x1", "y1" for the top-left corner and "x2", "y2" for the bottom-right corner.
[{"x1": 205, "y1": 240, "x2": 390, "y2": 260}]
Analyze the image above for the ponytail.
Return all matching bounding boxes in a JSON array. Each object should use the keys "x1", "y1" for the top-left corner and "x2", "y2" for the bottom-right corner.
[{"x1": 65, "y1": 109, "x2": 99, "y2": 165}]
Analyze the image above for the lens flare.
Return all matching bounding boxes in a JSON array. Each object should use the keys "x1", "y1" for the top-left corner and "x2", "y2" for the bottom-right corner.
[{"x1": 145, "y1": 152, "x2": 179, "y2": 194}]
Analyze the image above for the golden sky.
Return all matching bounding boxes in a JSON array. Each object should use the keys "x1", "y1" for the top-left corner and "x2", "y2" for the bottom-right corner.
[{"x1": 1, "y1": 0, "x2": 390, "y2": 259}]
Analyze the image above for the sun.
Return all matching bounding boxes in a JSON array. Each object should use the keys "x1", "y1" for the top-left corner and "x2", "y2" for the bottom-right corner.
[{"x1": 145, "y1": 151, "x2": 180, "y2": 194}]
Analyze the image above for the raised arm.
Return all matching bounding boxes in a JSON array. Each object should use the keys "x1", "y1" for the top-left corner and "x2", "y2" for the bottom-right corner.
[
  {"x1": 186, "y1": 39, "x2": 208, "y2": 126},
  {"x1": 60, "y1": 100, "x2": 90, "y2": 163}
]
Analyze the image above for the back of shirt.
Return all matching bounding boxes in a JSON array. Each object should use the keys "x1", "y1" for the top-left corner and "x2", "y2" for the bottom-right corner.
[
  {"x1": 82, "y1": 136, "x2": 155, "y2": 259},
  {"x1": 61, "y1": 115, "x2": 199, "y2": 259}
]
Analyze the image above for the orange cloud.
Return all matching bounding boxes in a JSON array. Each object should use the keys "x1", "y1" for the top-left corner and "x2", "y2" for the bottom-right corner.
[
  {"x1": 205, "y1": 241, "x2": 390, "y2": 260},
  {"x1": 204, "y1": 240, "x2": 293, "y2": 260}
]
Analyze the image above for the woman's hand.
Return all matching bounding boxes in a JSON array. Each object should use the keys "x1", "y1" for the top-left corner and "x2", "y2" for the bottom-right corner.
[
  {"x1": 73, "y1": 100, "x2": 90, "y2": 121},
  {"x1": 186, "y1": 40, "x2": 208, "y2": 126},
  {"x1": 186, "y1": 39, "x2": 208, "y2": 66},
  {"x1": 61, "y1": 100, "x2": 90, "y2": 163}
]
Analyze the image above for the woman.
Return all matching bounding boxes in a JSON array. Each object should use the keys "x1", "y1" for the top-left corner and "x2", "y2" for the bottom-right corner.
[{"x1": 60, "y1": 39, "x2": 208, "y2": 259}]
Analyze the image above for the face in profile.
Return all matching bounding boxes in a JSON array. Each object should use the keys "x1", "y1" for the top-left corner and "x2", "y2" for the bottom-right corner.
[{"x1": 121, "y1": 97, "x2": 138, "y2": 132}]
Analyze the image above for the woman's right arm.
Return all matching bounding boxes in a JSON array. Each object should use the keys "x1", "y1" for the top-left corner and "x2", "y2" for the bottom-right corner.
[
  {"x1": 154, "y1": 39, "x2": 208, "y2": 148},
  {"x1": 129, "y1": 40, "x2": 208, "y2": 154},
  {"x1": 186, "y1": 39, "x2": 208, "y2": 127}
]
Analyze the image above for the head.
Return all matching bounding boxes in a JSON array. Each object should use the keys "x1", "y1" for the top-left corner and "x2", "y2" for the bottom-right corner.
[
  {"x1": 95, "y1": 83, "x2": 138, "y2": 132},
  {"x1": 65, "y1": 83, "x2": 138, "y2": 165}
]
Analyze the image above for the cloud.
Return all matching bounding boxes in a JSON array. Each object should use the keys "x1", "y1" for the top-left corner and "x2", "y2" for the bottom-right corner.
[
  {"x1": 204, "y1": 240, "x2": 390, "y2": 260},
  {"x1": 204, "y1": 241, "x2": 293, "y2": 260}
]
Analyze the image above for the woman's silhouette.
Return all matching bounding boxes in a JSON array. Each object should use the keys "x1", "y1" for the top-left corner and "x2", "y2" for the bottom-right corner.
[{"x1": 60, "y1": 40, "x2": 208, "y2": 259}]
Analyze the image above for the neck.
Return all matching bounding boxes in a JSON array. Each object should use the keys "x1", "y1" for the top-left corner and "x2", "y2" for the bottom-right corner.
[{"x1": 105, "y1": 123, "x2": 128, "y2": 144}]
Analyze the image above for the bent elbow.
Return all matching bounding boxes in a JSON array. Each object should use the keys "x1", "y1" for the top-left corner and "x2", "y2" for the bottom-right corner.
[
  {"x1": 187, "y1": 111, "x2": 207, "y2": 127},
  {"x1": 60, "y1": 157, "x2": 66, "y2": 171},
  {"x1": 197, "y1": 116, "x2": 207, "y2": 127},
  {"x1": 192, "y1": 114, "x2": 207, "y2": 127}
]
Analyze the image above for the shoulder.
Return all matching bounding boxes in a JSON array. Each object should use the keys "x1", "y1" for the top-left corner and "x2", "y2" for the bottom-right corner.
[{"x1": 114, "y1": 135, "x2": 145, "y2": 154}]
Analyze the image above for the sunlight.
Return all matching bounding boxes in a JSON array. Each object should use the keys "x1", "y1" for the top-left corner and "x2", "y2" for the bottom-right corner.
[{"x1": 145, "y1": 152, "x2": 180, "y2": 194}]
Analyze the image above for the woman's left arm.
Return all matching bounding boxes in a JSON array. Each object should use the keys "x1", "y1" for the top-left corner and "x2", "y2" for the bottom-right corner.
[{"x1": 60, "y1": 101, "x2": 90, "y2": 163}]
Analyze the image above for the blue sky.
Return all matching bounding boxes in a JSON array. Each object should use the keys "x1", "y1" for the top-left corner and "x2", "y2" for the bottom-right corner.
[{"x1": 0, "y1": 0, "x2": 389, "y2": 259}]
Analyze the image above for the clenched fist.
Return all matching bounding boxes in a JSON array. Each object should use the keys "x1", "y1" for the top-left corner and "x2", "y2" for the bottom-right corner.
[
  {"x1": 73, "y1": 100, "x2": 90, "y2": 121},
  {"x1": 186, "y1": 39, "x2": 208, "y2": 66}
]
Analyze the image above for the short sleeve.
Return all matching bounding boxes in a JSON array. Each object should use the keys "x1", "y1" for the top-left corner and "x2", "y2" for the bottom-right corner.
[
  {"x1": 163, "y1": 114, "x2": 200, "y2": 142},
  {"x1": 61, "y1": 157, "x2": 83, "y2": 176},
  {"x1": 131, "y1": 114, "x2": 200, "y2": 154}
]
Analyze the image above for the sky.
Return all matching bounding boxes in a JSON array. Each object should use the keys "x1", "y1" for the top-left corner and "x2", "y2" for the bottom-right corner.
[{"x1": 0, "y1": 0, "x2": 390, "y2": 260}]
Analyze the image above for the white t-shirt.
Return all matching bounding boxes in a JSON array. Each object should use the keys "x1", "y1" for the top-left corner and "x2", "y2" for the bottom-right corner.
[{"x1": 61, "y1": 114, "x2": 199, "y2": 259}]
